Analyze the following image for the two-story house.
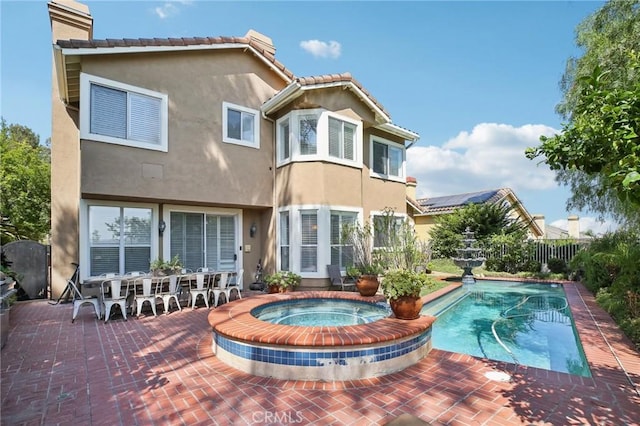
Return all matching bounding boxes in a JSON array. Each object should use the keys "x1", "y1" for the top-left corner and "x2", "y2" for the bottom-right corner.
[{"x1": 48, "y1": 0, "x2": 419, "y2": 297}]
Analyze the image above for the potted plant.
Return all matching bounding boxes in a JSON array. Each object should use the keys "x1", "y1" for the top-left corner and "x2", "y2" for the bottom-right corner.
[
  {"x1": 150, "y1": 255, "x2": 183, "y2": 276},
  {"x1": 341, "y1": 222, "x2": 382, "y2": 296},
  {"x1": 381, "y1": 269, "x2": 433, "y2": 320},
  {"x1": 264, "y1": 271, "x2": 302, "y2": 293}
]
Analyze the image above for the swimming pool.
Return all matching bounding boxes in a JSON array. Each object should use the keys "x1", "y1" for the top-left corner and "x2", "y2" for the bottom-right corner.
[
  {"x1": 252, "y1": 298, "x2": 390, "y2": 326},
  {"x1": 422, "y1": 281, "x2": 591, "y2": 377}
]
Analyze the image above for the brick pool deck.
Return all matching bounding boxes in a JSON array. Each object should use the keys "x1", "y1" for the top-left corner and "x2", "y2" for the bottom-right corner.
[{"x1": 1, "y1": 281, "x2": 639, "y2": 425}]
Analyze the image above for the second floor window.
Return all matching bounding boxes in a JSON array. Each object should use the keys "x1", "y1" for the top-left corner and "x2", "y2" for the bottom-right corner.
[
  {"x1": 371, "y1": 138, "x2": 405, "y2": 181},
  {"x1": 276, "y1": 109, "x2": 362, "y2": 167},
  {"x1": 81, "y1": 73, "x2": 168, "y2": 152},
  {"x1": 222, "y1": 102, "x2": 260, "y2": 149}
]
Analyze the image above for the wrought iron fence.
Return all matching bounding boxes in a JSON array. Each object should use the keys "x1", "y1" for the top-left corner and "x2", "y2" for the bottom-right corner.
[{"x1": 483, "y1": 239, "x2": 591, "y2": 265}]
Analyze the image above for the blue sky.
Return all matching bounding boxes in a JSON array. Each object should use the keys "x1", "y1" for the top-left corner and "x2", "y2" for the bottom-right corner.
[{"x1": 1, "y1": 0, "x2": 615, "y2": 234}]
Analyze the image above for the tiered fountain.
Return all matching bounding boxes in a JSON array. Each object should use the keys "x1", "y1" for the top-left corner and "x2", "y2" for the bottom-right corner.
[{"x1": 452, "y1": 227, "x2": 486, "y2": 286}]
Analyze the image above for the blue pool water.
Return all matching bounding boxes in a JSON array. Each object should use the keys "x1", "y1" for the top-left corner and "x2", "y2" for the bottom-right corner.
[
  {"x1": 422, "y1": 281, "x2": 591, "y2": 377},
  {"x1": 252, "y1": 298, "x2": 390, "y2": 326}
]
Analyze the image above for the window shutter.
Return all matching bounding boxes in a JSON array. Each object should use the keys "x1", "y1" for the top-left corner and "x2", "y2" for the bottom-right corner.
[
  {"x1": 129, "y1": 93, "x2": 161, "y2": 144},
  {"x1": 219, "y1": 216, "x2": 236, "y2": 270},
  {"x1": 90, "y1": 84, "x2": 127, "y2": 139},
  {"x1": 300, "y1": 211, "x2": 318, "y2": 272},
  {"x1": 328, "y1": 118, "x2": 341, "y2": 157},
  {"x1": 344, "y1": 123, "x2": 355, "y2": 160},
  {"x1": 206, "y1": 216, "x2": 219, "y2": 270},
  {"x1": 280, "y1": 212, "x2": 290, "y2": 271}
]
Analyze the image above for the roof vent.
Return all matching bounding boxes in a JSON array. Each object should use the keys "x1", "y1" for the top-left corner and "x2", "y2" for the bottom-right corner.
[{"x1": 245, "y1": 29, "x2": 275, "y2": 56}]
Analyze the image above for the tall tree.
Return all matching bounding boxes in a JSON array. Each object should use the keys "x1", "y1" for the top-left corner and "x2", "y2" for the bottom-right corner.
[
  {"x1": 0, "y1": 118, "x2": 51, "y2": 243},
  {"x1": 526, "y1": 0, "x2": 640, "y2": 227}
]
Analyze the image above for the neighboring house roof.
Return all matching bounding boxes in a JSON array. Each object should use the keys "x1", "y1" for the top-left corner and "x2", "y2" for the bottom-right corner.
[
  {"x1": 413, "y1": 188, "x2": 544, "y2": 237},
  {"x1": 544, "y1": 224, "x2": 570, "y2": 239}
]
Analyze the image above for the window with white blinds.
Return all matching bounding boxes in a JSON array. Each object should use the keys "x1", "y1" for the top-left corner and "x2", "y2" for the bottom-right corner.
[
  {"x1": 279, "y1": 212, "x2": 290, "y2": 271},
  {"x1": 275, "y1": 110, "x2": 361, "y2": 167},
  {"x1": 328, "y1": 117, "x2": 355, "y2": 161},
  {"x1": 80, "y1": 73, "x2": 168, "y2": 152},
  {"x1": 300, "y1": 210, "x2": 318, "y2": 272},
  {"x1": 330, "y1": 211, "x2": 356, "y2": 270},
  {"x1": 222, "y1": 102, "x2": 260, "y2": 149},
  {"x1": 371, "y1": 137, "x2": 405, "y2": 181},
  {"x1": 169, "y1": 212, "x2": 237, "y2": 271},
  {"x1": 88, "y1": 206, "x2": 152, "y2": 276}
]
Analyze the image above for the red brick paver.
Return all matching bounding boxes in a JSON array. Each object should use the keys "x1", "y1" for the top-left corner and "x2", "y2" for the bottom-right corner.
[{"x1": 1, "y1": 283, "x2": 639, "y2": 425}]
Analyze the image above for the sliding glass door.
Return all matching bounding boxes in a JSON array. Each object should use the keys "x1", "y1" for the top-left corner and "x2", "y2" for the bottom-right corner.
[{"x1": 169, "y1": 212, "x2": 237, "y2": 271}]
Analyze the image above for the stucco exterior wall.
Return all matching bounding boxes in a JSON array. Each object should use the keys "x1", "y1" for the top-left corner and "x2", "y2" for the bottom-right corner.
[{"x1": 79, "y1": 51, "x2": 284, "y2": 207}]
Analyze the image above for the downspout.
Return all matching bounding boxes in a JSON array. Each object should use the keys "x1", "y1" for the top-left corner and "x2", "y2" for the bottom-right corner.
[{"x1": 262, "y1": 110, "x2": 277, "y2": 274}]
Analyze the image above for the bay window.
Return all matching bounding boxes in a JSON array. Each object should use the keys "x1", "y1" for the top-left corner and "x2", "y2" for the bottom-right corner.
[{"x1": 275, "y1": 109, "x2": 362, "y2": 167}]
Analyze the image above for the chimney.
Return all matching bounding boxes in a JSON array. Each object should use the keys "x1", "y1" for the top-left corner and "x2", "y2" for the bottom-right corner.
[
  {"x1": 48, "y1": 1, "x2": 93, "y2": 41},
  {"x1": 532, "y1": 214, "x2": 545, "y2": 239},
  {"x1": 406, "y1": 176, "x2": 417, "y2": 200},
  {"x1": 568, "y1": 215, "x2": 580, "y2": 239},
  {"x1": 245, "y1": 29, "x2": 276, "y2": 56}
]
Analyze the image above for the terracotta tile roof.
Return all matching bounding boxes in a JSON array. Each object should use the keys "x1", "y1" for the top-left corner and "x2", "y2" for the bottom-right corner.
[
  {"x1": 56, "y1": 36, "x2": 295, "y2": 80},
  {"x1": 416, "y1": 188, "x2": 510, "y2": 215},
  {"x1": 295, "y1": 72, "x2": 390, "y2": 118}
]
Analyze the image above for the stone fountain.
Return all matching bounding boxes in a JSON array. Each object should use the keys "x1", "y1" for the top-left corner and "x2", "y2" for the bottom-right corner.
[{"x1": 452, "y1": 227, "x2": 486, "y2": 285}]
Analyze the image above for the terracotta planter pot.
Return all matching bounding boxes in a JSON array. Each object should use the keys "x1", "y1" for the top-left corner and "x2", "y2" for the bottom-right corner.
[
  {"x1": 356, "y1": 275, "x2": 379, "y2": 297},
  {"x1": 389, "y1": 296, "x2": 423, "y2": 320},
  {"x1": 267, "y1": 284, "x2": 280, "y2": 294}
]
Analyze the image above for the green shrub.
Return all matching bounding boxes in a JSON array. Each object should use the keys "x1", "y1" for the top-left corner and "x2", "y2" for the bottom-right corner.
[{"x1": 547, "y1": 257, "x2": 567, "y2": 274}]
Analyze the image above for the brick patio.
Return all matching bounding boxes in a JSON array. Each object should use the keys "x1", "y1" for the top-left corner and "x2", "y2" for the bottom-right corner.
[{"x1": 1, "y1": 282, "x2": 639, "y2": 425}]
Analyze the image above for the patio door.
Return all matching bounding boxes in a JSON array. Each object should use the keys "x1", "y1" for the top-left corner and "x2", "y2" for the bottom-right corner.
[{"x1": 169, "y1": 212, "x2": 237, "y2": 271}]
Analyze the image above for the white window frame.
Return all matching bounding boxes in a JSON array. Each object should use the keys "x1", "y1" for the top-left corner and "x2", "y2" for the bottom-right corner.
[
  {"x1": 370, "y1": 210, "x2": 409, "y2": 249},
  {"x1": 330, "y1": 210, "x2": 358, "y2": 272},
  {"x1": 275, "y1": 109, "x2": 362, "y2": 168},
  {"x1": 161, "y1": 205, "x2": 243, "y2": 274},
  {"x1": 277, "y1": 205, "x2": 362, "y2": 278},
  {"x1": 80, "y1": 73, "x2": 168, "y2": 152},
  {"x1": 222, "y1": 102, "x2": 260, "y2": 149},
  {"x1": 369, "y1": 136, "x2": 406, "y2": 182},
  {"x1": 79, "y1": 199, "x2": 160, "y2": 281}
]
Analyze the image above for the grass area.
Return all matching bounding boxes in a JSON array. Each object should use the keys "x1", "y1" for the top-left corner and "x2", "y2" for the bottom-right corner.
[
  {"x1": 428, "y1": 258, "x2": 567, "y2": 281},
  {"x1": 420, "y1": 278, "x2": 451, "y2": 297}
]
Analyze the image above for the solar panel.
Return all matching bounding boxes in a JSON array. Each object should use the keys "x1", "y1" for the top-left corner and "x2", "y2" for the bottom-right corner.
[{"x1": 421, "y1": 190, "x2": 499, "y2": 209}]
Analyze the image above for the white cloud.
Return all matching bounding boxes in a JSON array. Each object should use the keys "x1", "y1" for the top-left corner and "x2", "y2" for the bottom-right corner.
[
  {"x1": 300, "y1": 40, "x2": 342, "y2": 59},
  {"x1": 154, "y1": 1, "x2": 192, "y2": 19},
  {"x1": 551, "y1": 217, "x2": 619, "y2": 237},
  {"x1": 407, "y1": 123, "x2": 559, "y2": 198}
]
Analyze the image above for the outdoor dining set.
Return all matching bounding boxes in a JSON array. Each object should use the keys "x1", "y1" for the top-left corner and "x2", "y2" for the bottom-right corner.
[{"x1": 69, "y1": 268, "x2": 243, "y2": 323}]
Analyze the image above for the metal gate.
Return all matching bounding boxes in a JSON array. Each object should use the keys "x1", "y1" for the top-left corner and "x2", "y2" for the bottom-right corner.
[{"x1": 2, "y1": 240, "x2": 50, "y2": 300}]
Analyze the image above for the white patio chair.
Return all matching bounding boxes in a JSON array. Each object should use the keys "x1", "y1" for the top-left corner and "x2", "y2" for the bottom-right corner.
[
  {"x1": 70, "y1": 280, "x2": 101, "y2": 323},
  {"x1": 101, "y1": 279, "x2": 129, "y2": 322},
  {"x1": 210, "y1": 272, "x2": 228, "y2": 307},
  {"x1": 224, "y1": 269, "x2": 243, "y2": 302},
  {"x1": 134, "y1": 277, "x2": 157, "y2": 317},
  {"x1": 156, "y1": 274, "x2": 182, "y2": 314},
  {"x1": 189, "y1": 273, "x2": 210, "y2": 309}
]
